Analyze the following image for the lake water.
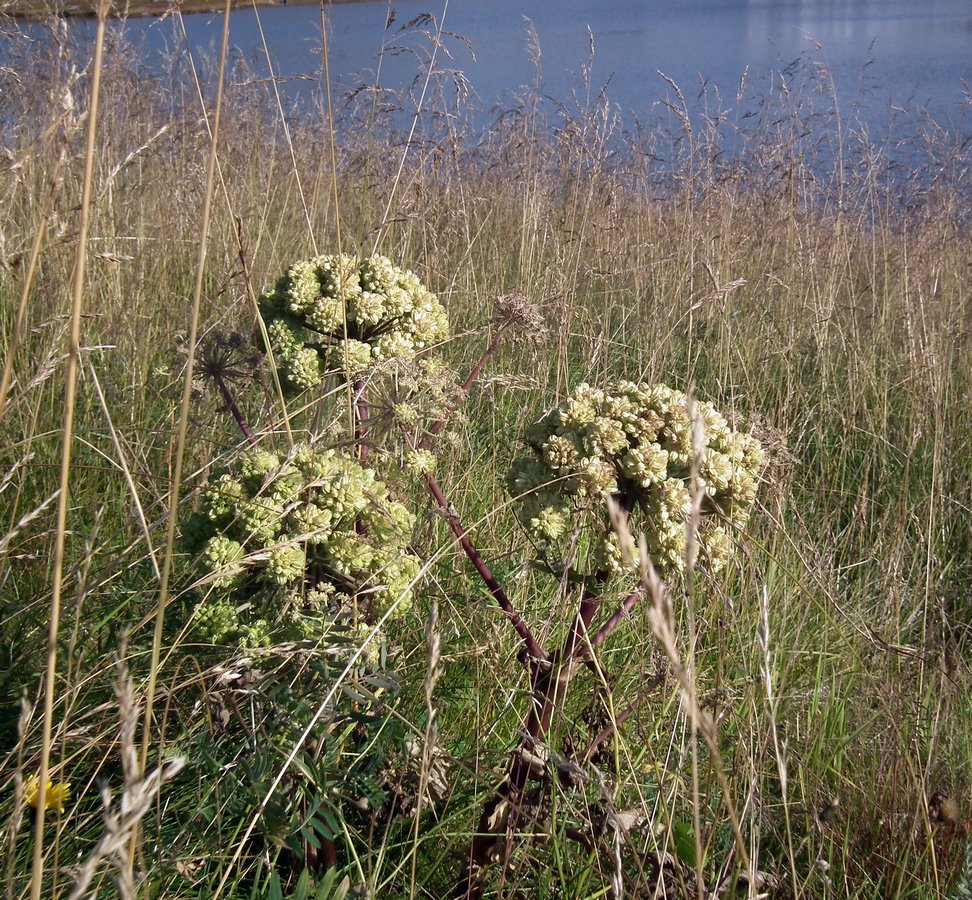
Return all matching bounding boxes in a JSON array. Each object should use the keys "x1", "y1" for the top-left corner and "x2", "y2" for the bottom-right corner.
[{"x1": 20, "y1": 0, "x2": 972, "y2": 166}]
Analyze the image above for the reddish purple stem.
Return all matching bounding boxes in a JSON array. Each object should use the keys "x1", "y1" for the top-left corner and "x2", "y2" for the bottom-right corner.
[
  {"x1": 354, "y1": 378, "x2": 369, "y2": 463},
  {"x1": 424, "y1": 473, "x2": 546, "y2": 663},
  {"x1": 411, "y1": 321, "x2": 544, "y2": 661},
  {"x1": 213, "y1": 373, "x2": 255, "y2": 446},
  {"x1": 580, "y1": 672, "x2": 663, "y2": 763},
  {"x1": 587, "y1": 587, "x2": 643, "y2": 656},
  {"x1": 417, "y1": 323, "x2": 511, "y2": 452},
  {"x1": 462, "y1": 585, "x2": 605, "y2": 896}
]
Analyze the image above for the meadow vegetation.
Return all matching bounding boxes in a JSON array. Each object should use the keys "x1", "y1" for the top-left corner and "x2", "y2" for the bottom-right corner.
[{"x1": 1, "y1": 6, "x2": 970, "y2": 897}]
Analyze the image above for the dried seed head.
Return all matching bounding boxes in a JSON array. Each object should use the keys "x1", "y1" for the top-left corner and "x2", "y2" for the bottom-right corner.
[
  {"x1": 197, "y1": 330, "x2": 261, "y2": 386},
  {"x1": 494, "y1": 292, "x2": 547, "y2": 347}
]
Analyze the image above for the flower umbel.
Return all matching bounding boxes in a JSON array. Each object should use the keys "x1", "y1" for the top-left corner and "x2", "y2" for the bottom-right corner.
[
  {"x1": 183, "y1": 442, "x2": 422, "y2": 647},
  {"x1": 508, "y1": 381, "x2": 764, "y2": 579},
  {"x1": 259, "y1": 254, "x2": 449, "y2": 391}
]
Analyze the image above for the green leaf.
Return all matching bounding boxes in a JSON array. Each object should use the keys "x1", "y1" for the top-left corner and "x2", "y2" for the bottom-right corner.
[
  {"x1": 312, "y1": 869, "x2": 350, "y2": 900},
  {"x1": 671, "y1": 819, "x2": 701, "y2": 868},
  {"x1": 267, "y1": 871, "x2": 284, "y2": 900},
  {"x1": 293, "y1": 868, "x2": 311, "y2": 900},
  {"x1": 315, "y1": 805, "x2": 341, "y2": 840},
  {"x1": 313, "y1": 868, "x2": 337, "y2": 900},
  {"x1": 305, "y1": 793, "x2": 324, "y2": 819},
  {"x1": 301, "y1": 824, "x2": 322, "y2": 850}
]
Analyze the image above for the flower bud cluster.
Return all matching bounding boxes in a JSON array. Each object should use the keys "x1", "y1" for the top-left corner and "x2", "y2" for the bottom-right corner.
[
  {"x1": 259, "y1": 254, "x2": 450, "y2": 390},
  {"x1": 507, "y1": 381, "x2": 763, "y2": 578},
  {"x1": 183, "y1": 443, "x2": 421, "y2": 646}
]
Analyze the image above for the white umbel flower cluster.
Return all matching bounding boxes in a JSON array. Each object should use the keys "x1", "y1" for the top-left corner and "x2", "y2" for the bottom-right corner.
[
  {"x1": 183, "y1": 443, "x2": 421, "y2": 646},
  {"x1": 507, "y1": 381, "x2": 764, "y2": 578},
  {"x1": 259, "y1": 254, "x2": 450, "y2": 390}
]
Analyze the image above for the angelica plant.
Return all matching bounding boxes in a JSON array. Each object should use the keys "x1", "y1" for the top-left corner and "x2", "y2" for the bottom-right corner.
[
  {"x1": 463, "y1": 382, "x2": 764, "y2": 891},
  {"x1": 255, "y1": 260, "x2": 548, "y2": 662},
  {"x1": 508, "y1": 380, "x2": 764, "y2": 579},
  {"x1": 203, "y1": 250, "x2": 769, "y2": 893}
]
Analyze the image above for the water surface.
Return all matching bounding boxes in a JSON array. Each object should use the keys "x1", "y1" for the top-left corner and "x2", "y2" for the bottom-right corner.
[
  {"x1": 21, "y1": 0, "x2": 972, "y2": 166},
  {"x1": 168, "y1": 0, "x2": 971, "y2": 119}
]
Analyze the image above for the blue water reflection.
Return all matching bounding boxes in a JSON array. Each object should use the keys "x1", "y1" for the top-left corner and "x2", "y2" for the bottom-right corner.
[{"x1": 17, "y1": 0, "x2": 972, "y2": 163}]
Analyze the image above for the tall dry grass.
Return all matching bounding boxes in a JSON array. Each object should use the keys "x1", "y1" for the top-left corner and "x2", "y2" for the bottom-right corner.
[{"x1": 0, "y1": 7, "x2": 970, "y2": 897}]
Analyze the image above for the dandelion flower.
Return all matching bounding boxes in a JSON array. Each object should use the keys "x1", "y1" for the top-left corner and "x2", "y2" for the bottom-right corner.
[{"x1": 25, "y1": 776, "x2": 71, "y2": 814}]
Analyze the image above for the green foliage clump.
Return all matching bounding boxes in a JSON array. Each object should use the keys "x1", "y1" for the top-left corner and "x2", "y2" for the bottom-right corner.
[
  {"x1": 508, "y1": 381, "x2": 764, "y2": 578},
  {"x1": 183, "y1": 442, "x2": 421, "y2": 647},
  {"x1": 259, "y1": 254, "x2": 450, "y2": 390}
]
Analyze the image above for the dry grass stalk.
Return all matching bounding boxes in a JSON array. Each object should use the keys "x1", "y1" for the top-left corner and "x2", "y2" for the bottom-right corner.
[
  {"x1": 639, "y1": 533, "x2": 753, "y2": 890},
  {"x1": 0, "y1": 78, "x2": 80, "y2": 423},
  {"x1": 28, "y1": 7, "x2": 108, "y2": 895},
  {"x1": 137, "y1": 0, "x2": 235, "y2": 790},
  {"x1": 758, "y1": 583, "x2": 799, "y2": 896},
  {"x1": 68, "y1": 645, "x2": 186, "y2": 899}
]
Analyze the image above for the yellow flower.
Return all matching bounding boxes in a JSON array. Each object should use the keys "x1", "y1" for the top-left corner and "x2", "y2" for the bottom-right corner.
[{"x1": 24, "y1": 776, "x2": 71, "y2": 814}]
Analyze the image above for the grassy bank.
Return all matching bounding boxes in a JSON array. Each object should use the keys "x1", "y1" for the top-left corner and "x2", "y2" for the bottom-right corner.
[{"x1": 1, "y1": 9, "x2": 970, "y2": 898}]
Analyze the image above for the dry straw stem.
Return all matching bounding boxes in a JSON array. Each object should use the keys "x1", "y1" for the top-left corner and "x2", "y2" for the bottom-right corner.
[
  {"x1": 137, "y1": 0, "x2": 234, "y2": 807},
  {"x1": 87, "y1": 360, "x2": 161, "y2": 581},
  {"x1": 639, "y1": 536, "x2": 753, "y2": 889},
  {"x1": 28, "y1": 6, "x2": 107, "y2": 896},
  {"x1": 69, "y1": 646, "x2": 186, "y2": 899},
  {"x1": 0, "y1": 83, "x2": 79, "y2": 423},
  {"x1": 758, "y1": 583, "x2": 799, "y2": 897},
  {"x1": 320, "y1": 1, "x2": 344, "y2": 259},
  {"x1": 319, "y1": 3, "x2": 354, "y2": 437},
  {"x1": 4, "y1": 700, "x2": 32, "y2": 897}
]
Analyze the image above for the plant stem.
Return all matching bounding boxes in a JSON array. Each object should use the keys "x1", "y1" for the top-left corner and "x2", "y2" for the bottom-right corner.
[
  {"x1": 580, "y1": 671, "x2": 663, "y2": 763},
  {"x1": 502, "y1": 587, "x2": 601, "y2": 819},
  {"x1": 424, "y1": 473, "x2": 546, "y2": 662},
  {"x1": 585, "y1": 587, "x2": 642, "y2": 656},
  {"x1": 408, "y1": 320, "x2": 543, "y2": 658},
  {"x1": 137, "y1": 0, "x2": 233, "y2": 846},
  {"x1": 417, "y1": 322, "x2": 511, "y2": 452},
  {"x1": 213, "y1": 373, "x2": 255, "y2": 445},
  {"x1": 353, "y1": 377, "x2": 369, "y2": 462},
  {"x1": 29, "y1": 7, "x2": 106, "y2": 896},
  {"x1": 461, "y1": 584, "x2": 604, "y2": 896}
]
